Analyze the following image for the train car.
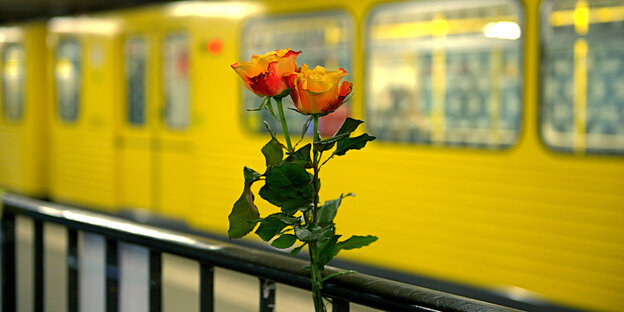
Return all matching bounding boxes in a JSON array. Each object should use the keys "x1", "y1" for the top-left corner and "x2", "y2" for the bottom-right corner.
[
  {"x1": 0, "y1": 21, "x2": 49, "y2": 197},
  {"x1": 31, "y1": 0, "x2": 624, "y2": 311},
  {"x1": 47, "y1": 15, "x2": 123, "y2": 210}
]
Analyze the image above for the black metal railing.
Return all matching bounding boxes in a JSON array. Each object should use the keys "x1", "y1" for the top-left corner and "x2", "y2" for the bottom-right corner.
[{"x1": 1, "y1": 193, "x2": 520, "y2": 312}]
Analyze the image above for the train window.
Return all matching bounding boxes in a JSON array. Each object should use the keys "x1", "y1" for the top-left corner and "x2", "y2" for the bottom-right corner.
[
  {"x1": 55, "y1": 39, "x2": 81, "y2": 122},
  {"x1": 163, "y1": 33, "x2": 190, "y2": 130},
  {"x1": 366, "y1": 0, "x2": 524, "y2": 148},
  {"x1": 541, "y1": 0, "x2": 624, "y2": 154},
  {"x1": 240, "y1": 11, "x2": 353, "y2": 137},
  {"x1": 125, "y1": 37, "x2": 147, "y2": 126},
  {"x1": 2, "y1": 44, "x2": 25, "y2": 121}
]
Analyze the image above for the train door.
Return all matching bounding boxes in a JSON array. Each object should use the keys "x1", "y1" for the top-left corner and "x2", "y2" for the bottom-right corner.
[
  {"x1": 118, "y1": 34, "x2": 156, "y2": 210},
  {"x1": 154, "y1": 28, "x2": 194, "y2": 220},
  {"x1": 0, "y1": 23, "x2": 48, "y2": 197},
  {"x1": 49, "y1": 18, "x2": 121, "y2": 210}
]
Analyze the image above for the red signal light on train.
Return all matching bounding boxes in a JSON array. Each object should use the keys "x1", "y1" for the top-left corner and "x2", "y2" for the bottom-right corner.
[{"x1": 207, "y1": 37, "x2": 224, "y2": 55}]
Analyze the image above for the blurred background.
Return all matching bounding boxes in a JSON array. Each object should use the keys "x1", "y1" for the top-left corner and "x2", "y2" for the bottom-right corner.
[{"x1": 0, "y1": 0, "x2": 622, "y2": 311}]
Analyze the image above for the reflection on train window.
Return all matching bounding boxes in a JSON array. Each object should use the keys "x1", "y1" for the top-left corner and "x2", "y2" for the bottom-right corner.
[
  {"x1": 163, "y1": 33, "x2": 190, "y2": 130},
  {"x1": 366, "y1": 0, "x2": 523, "y2": 148},
  {"x1": 541, "y1": 0, "x2": 624, "y2": 153},
  {"x1": 2, "y1": 44, "x2": 25, "y2": 121},
  {"x1": 241, "y1": 11, "x2": 353, "y2": 137},
  {"x1": 125, "y1": 38, "x2": 147, "y2": 126},
  {"x1": 55, "y1": 39, "x2": 81, "y2": 122}
]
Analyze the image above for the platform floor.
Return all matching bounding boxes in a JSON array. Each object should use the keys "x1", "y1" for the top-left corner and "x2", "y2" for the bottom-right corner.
[{"x1": 11, "y1": 216, "x2": 379, "y2": 312}]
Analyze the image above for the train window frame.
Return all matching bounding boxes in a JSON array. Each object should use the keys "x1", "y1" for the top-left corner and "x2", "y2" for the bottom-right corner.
[
  {"x1": 364, "y1": 0, "x2": 526, "y2": 149},
  {"x1": 162, "y1": 31, "x2": 191, "y2": 131},
  {"x1": 55, "y1": 38, "x2": 81, "y2": 123},
  {"x1": 238, "y1": 10, "x2": 355, "y2": 138},
  {"x1": 1, "y1": 43, "x2": 26, "y2": 122},
  {"x1": 124, "y1": 36, "x2": 148, "y2": 127},
  {"x1": 539, "y1": 0, "x2": 624, "y2": 155}
]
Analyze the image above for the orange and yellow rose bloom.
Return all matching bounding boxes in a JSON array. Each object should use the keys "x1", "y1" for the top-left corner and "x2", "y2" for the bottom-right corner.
[
  {"x1": 287, "y1": 64, "x2": 353, "y2": 116},
  {"x1": 231, "y1": 48, "x2": 301, "y2": 97}
]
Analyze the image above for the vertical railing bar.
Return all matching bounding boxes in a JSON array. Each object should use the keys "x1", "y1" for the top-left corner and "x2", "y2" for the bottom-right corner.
[
  {"x1": 34, "y1": 220, "x2": 44, "y2": 312},
  {"x1": 259, "y1": 278, "x2": 276, "y2": 312},
  {"x1": 1, "y1": 211, "x2": 16, "y2": 312},
  {"x1": 67, "y1": 228, "x2": 79, "y2": 312},
  {"x1": 199, "y1": 262, "x2": 214, "y2": 312},
  {"x1": 149, "y1": 250, "x2": 162, "y2": 312},
  {"x1": 332, "y1": 298, "x2": 350, "y2": 312},
  {"x1": 105, "y1": 238, "x2": 119, "y2": 312}
]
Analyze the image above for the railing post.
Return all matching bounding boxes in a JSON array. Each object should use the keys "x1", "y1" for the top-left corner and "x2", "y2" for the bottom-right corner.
[
  {"x1": 149, "y1": 250, "x2": 162, "y2": 312},
  {"x1": 106, "y1": 238, "x2": 119, "y2": 312},
  {"x1": 199, "y1": 262, "x2": 214, "y2": 312},
  {"x1": 1, "y1": 210, "x2": 16, "y2": 312},
  {"x1": 259, "y1": 278, "x2": 275, "y2": 312},
  {"x1": 34, "y1": 220, "x2": 44, "y2": 312},
  {"x1": 332, "y1": 298, "x2": 349, "y2": 312},
  {"x1": 67, "y1": 228, "x2": 79, "y2": 312}
]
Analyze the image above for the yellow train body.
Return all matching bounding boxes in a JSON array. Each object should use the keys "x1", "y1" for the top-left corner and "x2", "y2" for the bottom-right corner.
[
  {"x1": 0, "y1": 0, "x2": 622, "y2": 311},
  {"x1": 0, "y1": 22, "x2": 48, "y2": 197}
]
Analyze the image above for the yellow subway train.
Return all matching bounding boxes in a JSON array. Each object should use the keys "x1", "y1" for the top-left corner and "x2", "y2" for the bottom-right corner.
[{"x1": 1, "y1": 0, "x2": 623, "y2": 310}]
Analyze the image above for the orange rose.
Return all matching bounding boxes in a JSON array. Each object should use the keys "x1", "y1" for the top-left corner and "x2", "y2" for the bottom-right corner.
[
  {"x1": 231, "y1": 48, "x2": 301, "y2": 97},
  {"x1": 287, "y1": 64, "x2": 353, "y2": 116}
]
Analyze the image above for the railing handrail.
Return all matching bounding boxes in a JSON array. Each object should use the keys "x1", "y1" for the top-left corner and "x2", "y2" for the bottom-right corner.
[{"x1": 1, "y1": 192, "x2": 520, "y2": 312}]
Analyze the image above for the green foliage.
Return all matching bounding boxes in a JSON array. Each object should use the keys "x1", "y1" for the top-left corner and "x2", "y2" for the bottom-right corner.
[
  {"x1": 259, "y1": 162, "x2": 314, "y2": 215},
  {"x1": 248, "y1": 96, "x2": 277, "y2": 119},
  {"x1": 271, "y1": 234, "x2": 297, "y2": 249},
  {"x1": 313, "y1": 118, "x2": 376, "y2": 157},
  {"x1": 262, "y1": 138, "x2": 283, "y2": 167},
  {"x1": 317, "y1": 235, "x2": 341, "y2": 268},
  {"x1": 336, "y1": 235, "x2": 378, "y2": 250},
  {"x1": 290, "y1": 243, "x2": 306, "y2": 256},
  {"x1": 317, "y1": 196, "x2": 342, "y2": 226},
  {"x1": 230, "y1": 110, "x2": 378, "y2": 299},
  {"x1": 334, "y1": 133, "x2": 376, "y2": 156},
  {"x1": 294, "y1": 224, "x2": 333, "y2": 242},
  {"x1": 255, "y1": 213, "x2": 290, "y2": 241},
  {"x1": 335, "y1": 118, "x2": 364, "y2": 136},
  {"x1": 228, "y1": 168, "x2": 261, "y2": 239},
  {"x1": 243, "y1": 167, "x2": 262, "y2": 183},
  {"x1": 284, "y1": 143, "x2": 312, "y2": 168}
]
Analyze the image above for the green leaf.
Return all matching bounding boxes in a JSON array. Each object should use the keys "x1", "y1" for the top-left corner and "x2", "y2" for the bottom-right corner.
[
  {"x1": 262, "y1": 138, "x2": 283, "y2": 167},
  {"x1": 271, "y1": 234, "x2": 297, "y2": 249},
  {"x1": 259, "y1": 163, "x2": 314, "y2": 215},
  {"x1": 335, "y1": 118, "x2": 363, "y2": 137},
  {"x1": 228, "y1": 183, "x2": 259, "y2": 239},
  {"x1": 243, "y1": 167, "x2": 262, "y2": 184},
  {"x1": 247, "y1": 96, "x2": 270, "y2": 112},
  {"x1": 336, "y1": 235, "x2": 378, "y2": 250},
  {"x1": 255, "y1": 213, "x2": 289, "y2": 241},
  {"x1": 290, "y1": 243, "x2": 306, "y2": 256},
  {"x1": 317, "y1": 234, "x2": 341, "y2": 269},
  {"x1": 333, "y1": 134, "x2": 376, "y2": 156},
  {"x1": 294, "y1": 224, "x2": 333, "y2": 242},
  {"x1": 284, "y1": 144, "x2": 312, "y2": 168},
  {"x1": 313, "y1": 135, "x2": 346, "y2": 153},
  {"x1": 263, "y1": 121, "x2": 285, "y2": 145},
  {"x1": 313, "y1": 118, "x2": 365, "y2": 152},
  {"x1": 300, "y1": 116, "x2": 314, "y2": 141},
  {"x1": 317, "y1": 195, "x2": 342, "y2": 226},
  {"x1": 264, "y1": 97, "x2": 278, "y2": 120},
  {"x1": 275, "y1": 214, "x2": 301, "y2": 225}
]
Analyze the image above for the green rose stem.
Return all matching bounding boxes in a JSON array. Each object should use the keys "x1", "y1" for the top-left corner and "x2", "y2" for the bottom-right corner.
[
  {"x1": 274, "y1": 96, "x2": 294, "y2": 153},
  {"x1": 309, "y1": 114, "x2": 325, "y2": 312}
]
